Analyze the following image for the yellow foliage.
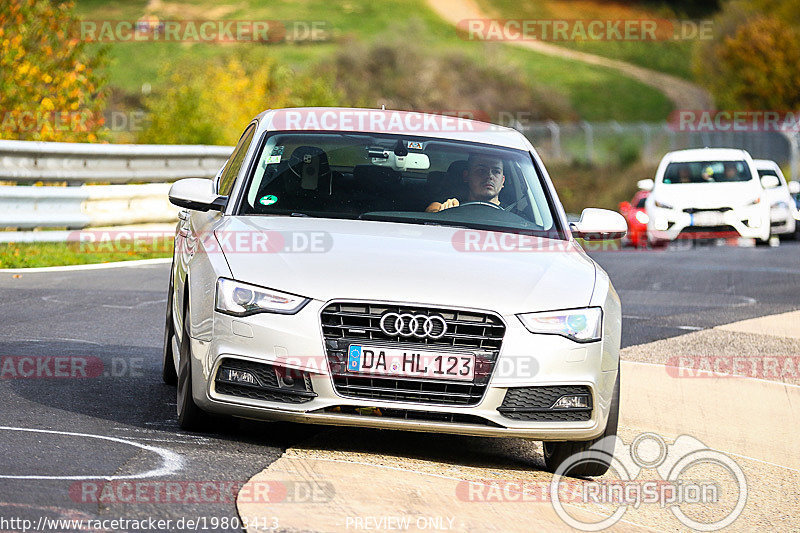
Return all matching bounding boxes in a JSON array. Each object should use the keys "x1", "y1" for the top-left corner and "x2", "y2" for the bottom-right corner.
[
  {"x1": 0, "y1": 0, "x2": 108, "y2": 142},
  {"x1": 138, "y1": 50, "x2": 341, "y2": 145}
]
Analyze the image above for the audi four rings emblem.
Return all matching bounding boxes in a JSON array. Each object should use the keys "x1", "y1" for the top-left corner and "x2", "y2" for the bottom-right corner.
[{"x1": 379, "y1": 313, "x2": 447, "y2": 339}]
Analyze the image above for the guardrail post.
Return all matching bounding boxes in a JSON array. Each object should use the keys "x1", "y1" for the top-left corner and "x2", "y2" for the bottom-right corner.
[
  {"x1": 581, "y1": 121, "x2": 594, "y2": 163},
  {"x1": 782, "y1": 130, "x2": 800, "y2": 182},
  {"x1": 546, "y1": 120, "x2": 562, "y2": 160}
]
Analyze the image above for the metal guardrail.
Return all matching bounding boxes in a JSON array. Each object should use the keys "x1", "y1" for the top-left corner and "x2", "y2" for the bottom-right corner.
[
  {"x1": 0, "y1": 139, "x2": 234, "y2": 242},
  {"x1": 0, "y1": 183, "x2": 177, "y2": 230},
  {"x1": 0, "y1": 139, "x2": 232, "y2": 183}
]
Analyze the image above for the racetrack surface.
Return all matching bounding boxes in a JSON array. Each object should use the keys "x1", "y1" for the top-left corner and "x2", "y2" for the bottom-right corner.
[{"x1": 0, "y1": 242, "x2": 798, "y2": 531}]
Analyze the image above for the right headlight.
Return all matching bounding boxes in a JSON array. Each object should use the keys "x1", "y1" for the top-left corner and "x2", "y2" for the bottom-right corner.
[
  {"x1": 517, "y1": 307, "x2": 603, "y2": 343},
  {"x1": 654, "y1": 200, "x2": 673, "y2": 210},
  {"x1": 215, "y1": 278, "x2": 310, "y2": 316}
]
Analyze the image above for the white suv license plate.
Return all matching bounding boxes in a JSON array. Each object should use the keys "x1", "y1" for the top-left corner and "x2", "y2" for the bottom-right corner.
[{"x1": 346, "y1": 344, "x2": 475, "y2": 381}]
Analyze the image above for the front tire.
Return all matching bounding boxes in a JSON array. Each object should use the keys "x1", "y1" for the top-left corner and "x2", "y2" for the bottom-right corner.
[
  {"x1": 161, "y1": 275, "x2": 178, "y2": 385},
  {"x1": 176, "y1": 302, "x2": 211, "y2": 431},
  {"x1": 543, "y1": 367, "x2": 620, "y2": 477}
]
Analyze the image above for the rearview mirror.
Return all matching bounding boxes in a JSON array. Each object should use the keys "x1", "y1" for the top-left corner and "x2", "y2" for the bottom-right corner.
[
  {"x1": 570, "y1": 208, "x2": 627, "y2": 241},
  {"x1": 760, "y1": 175, "x2": 780, "y2": 189},
  {"x1": 789, "y1": 181, "x2": 800, "y2": 195},
  {"x1": 371, "y1": 151, "x2": 430, "y2": 171},
  {"x1": 169, "y1": 178, "x2": 227, "y2": 212},
  {"x1": 637, "y1": 179, "x2": 654, "y2": 191}
]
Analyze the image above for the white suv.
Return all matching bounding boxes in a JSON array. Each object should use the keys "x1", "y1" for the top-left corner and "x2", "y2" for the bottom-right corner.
[
  {"x1": 163, "y1": 108, "x2": 626, "y2": 476},
  {"x1": 753, "y1": 159, "x2": 798, "y2": 238},
  {"x1": 640, "y1": 148, "x2": 773, "y2": 244}
]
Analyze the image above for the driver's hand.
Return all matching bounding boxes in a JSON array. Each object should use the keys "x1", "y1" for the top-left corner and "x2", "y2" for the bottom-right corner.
[
  {"x1": 440, "y1": 198, "x2": 459, "y2": 210},
  {"x1": 425, "y1": 198, "x2": 459, "y2": 212}
]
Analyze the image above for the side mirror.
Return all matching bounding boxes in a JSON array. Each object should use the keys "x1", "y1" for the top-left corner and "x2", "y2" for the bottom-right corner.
[
  {"x1": 760, "y1": 175, "x2": 780, "y2": 189},
  {"x1": 169, "y1": 178, "x2": 227, "y2": 212},
  {"x1": 570, "y1": 208, "x2": 627, "y2": 241},
  {"x1": 637, "y1": 179, "x2": 654, "y2": 191},
  {"x1": 788, "y1": 181, "x2": 800, "y2": 195}
]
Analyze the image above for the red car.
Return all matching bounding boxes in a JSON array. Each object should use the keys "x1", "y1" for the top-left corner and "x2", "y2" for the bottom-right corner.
[{"x1": 618, "y1": 190, "x2": 649, "y2": 248}]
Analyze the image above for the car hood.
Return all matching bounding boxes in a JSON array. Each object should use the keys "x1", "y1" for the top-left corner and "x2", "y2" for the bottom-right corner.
[
  {"x1": 214, "y1": 217, "x2": 597, "y2": 315},
  {"x1": 652, "y1": 182, "x2": 762, "y2": 209}
]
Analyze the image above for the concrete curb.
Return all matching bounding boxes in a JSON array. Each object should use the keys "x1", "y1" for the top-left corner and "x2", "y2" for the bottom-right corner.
[{"x1": 0, "y1": 257, "x2": 171, "y2": 273}]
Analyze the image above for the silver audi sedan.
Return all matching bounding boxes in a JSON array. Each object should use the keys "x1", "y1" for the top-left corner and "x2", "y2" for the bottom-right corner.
[{"x1": 163, "y1": 108, "x2": 626, "y2": 476}]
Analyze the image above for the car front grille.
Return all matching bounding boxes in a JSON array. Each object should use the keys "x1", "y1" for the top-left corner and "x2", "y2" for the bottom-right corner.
[
  {"x1": 679, "y1": 225, "x2": 738, "y2": 235},
  {"x1": 321, "y1": 302, "x2": 505, "y2": 406},
  {"x1": 683, "y1": 207, "x2": 732, "y2": 214},
  {"x1": 497, "y1": 385, "x2": 592, "y2": 422},
  {"x1": 214, "y1": 358, "x2": 316, "y2": 404}
]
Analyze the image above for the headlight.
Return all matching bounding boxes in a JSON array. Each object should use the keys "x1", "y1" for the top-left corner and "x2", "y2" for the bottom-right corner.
[
  {"x1": 634, "y1": 211, "x2": 649, "y2": 224},
  {"x1": 654, "y1": 200, "x2": 673, "y2": 210},
  {"x1": 215, "y1": 278, "x2": 310, "y2": 316},
  {"x1": 517, "y1": 307, "x2": 602, "y2": 343},
  {"x1": 747, "y1": 197, "x2": 761, "y2": 206}
]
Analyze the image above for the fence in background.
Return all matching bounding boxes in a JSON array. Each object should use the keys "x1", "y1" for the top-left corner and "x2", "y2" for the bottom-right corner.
[{"x1": 519, "y1": 122, "x2": 799, "y2": 180}]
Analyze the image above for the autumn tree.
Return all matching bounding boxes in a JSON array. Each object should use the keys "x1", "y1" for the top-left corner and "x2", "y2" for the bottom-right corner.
[
  {"x1": 138, "y1": 50, "x2": 340, "y2": 145},
  {"x1": 693, "y1": 1, "x2": 800, "y2": 110},
  {"x1": 0, "y1": 0, "x2": 107, "y2": 142}
]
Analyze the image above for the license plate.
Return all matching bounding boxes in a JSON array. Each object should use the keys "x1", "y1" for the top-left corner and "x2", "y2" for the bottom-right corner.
[
  {"x1": 692, "y1": 211, "x2": 725, "y2": 226},
  {"x1": 346, "y1": 345, "x2": 475, "y2": 381}
]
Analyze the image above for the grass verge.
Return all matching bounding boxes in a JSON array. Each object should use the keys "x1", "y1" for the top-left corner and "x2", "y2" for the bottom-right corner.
[{"x1": 0, "y1": 240, "x2": 173, "y2": 269}]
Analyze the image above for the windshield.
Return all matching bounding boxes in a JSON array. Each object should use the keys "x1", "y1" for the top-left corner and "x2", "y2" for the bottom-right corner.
[
  {"x1": 238, "y1": 132, "x2": 560, "y2": 237},
  {"x1": 662, "y1": 160, "x2": 752, "y2": 184},
  {"x1": 757, "y1": 168, "x2": 785, "y2": 184}
]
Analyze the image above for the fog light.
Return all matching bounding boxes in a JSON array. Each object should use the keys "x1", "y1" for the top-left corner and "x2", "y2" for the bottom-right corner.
[
  {"x1": 221, "y1": 368, "x2": 259, "y2": 386},
  {"x1": 552, "y1": 395, "x2": 590, "y2": 409}
]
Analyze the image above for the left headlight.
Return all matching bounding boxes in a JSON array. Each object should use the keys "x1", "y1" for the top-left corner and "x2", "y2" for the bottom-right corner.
[
  {"x1": 517, "y1": 307, "x2": 603, "y2": 343},
  {"x1": 215, "y1": 278, "x2": 310, "y2": 316}
]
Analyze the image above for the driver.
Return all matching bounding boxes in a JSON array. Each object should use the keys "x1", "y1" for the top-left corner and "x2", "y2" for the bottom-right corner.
[{"x1": 426, "y1": 155, "x2": 505, "y2": 212}]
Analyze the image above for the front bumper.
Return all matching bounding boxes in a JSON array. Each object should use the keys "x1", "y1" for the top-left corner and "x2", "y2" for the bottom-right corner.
[
  {"x1": 186, "y1": 301, "x2": 619, "y2": 441},
  {"x1": 647, "y1": 205, "x2": 769, "y2": 241}
]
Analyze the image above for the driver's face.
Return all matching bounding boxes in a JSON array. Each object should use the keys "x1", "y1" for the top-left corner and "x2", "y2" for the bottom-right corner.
[{"x1": 465, "y1": 157, "x2": 504, "y2": 201}]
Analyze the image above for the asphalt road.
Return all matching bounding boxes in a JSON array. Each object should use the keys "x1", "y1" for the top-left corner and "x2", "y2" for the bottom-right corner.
[{"x1": 0, "y1": 242, "x2": 798, "y2": 531}]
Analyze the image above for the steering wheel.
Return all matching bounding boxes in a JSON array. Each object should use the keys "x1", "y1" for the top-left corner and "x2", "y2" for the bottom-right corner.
[{"x1": 457, "y1": 201, "x2": 503, "y2": 210}]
